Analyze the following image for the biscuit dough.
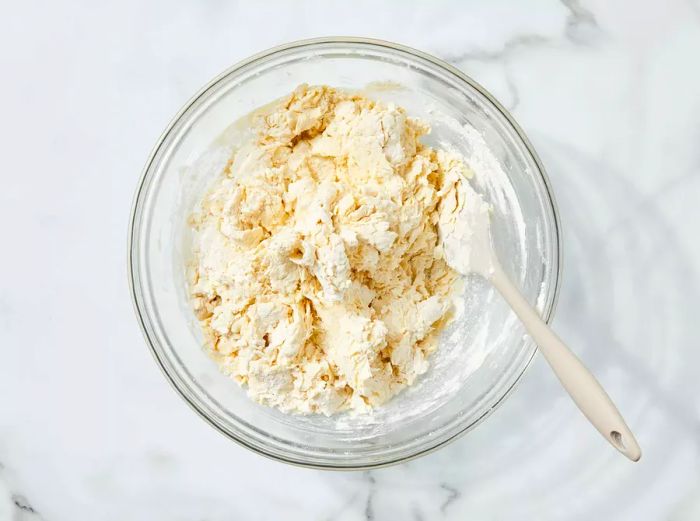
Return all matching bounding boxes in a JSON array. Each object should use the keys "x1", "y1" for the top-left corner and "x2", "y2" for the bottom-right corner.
[{"x1": 189, "y1": 85, "x2": 477, "y2": 414}]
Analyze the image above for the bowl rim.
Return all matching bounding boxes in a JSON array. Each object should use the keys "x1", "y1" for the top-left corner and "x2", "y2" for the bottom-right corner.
[{"x1": 127, "y1": 36, "x2": 563, "y2": 470}]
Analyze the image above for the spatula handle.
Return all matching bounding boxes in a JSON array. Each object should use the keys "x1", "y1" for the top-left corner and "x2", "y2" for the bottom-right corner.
[{"x1": 489, "y1": 262, "x2": 641, "y2": 462}]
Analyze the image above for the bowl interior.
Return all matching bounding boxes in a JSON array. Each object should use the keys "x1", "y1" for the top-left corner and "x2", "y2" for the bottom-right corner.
[{"x1": 130, "y1": 39, "x2": 560, "y2": 468}]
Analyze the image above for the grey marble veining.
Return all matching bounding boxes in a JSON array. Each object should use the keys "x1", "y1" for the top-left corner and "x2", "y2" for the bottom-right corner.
[{"x1": 1, "y1": 0, "x2": 699, "y2": 519}]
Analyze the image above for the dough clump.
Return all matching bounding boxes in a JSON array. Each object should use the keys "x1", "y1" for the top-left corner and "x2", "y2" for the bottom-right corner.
[{"x1": 190, "y1": 85, "x2": 472, "y2": 414}]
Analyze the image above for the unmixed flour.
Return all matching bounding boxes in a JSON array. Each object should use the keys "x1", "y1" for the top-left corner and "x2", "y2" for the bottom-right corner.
[{"x1": 188, "y1": 85, "x2": 489, "y2": 415}]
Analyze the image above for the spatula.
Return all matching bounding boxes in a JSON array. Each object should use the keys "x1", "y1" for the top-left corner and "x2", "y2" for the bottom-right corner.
[{"x1": 441, "y1": 182, "x2": 642, "y2": 462}]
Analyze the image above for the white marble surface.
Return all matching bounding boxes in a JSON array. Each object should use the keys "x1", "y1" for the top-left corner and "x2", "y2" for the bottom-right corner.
[{"x1": 2, "y1": 0, "x2": 700, "y2": 519}]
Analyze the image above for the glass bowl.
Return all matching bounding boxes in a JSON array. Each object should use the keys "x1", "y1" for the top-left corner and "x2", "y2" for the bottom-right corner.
[{"x1": 128, "y1": 37, "x2": 561, "y2": 469}]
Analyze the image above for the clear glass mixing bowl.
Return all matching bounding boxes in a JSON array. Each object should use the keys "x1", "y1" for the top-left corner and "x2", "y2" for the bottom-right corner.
[{"x1": 128, "y1": 37, "x2": 561, "y2": 469}]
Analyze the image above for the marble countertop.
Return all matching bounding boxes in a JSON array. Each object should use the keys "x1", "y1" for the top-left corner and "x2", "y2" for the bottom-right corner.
[{"x1": 2, "y1": 0, "x2": 699, "y2": 519}]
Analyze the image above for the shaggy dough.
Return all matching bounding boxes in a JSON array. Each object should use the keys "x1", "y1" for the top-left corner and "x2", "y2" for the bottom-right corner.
[{"x1": 189, "y1": 85, "x2": 475, "y2": 415}]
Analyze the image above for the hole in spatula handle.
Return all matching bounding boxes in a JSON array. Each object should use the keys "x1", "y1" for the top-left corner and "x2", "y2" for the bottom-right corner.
[
  {"x1": 610, "y1": 430, "x2": 641, "y2": 461},
  {"x1": 610, "y1": 430, "x2": 626, "y2": 450}
]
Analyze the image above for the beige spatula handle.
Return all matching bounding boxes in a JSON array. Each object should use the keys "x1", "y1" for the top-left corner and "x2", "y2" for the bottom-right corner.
[{"x1": 489, "y1": 262, "x2": 642, "y2": 462}]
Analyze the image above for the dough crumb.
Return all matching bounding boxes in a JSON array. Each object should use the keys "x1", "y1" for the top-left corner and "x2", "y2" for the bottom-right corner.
[{"x1": 189, "y1": 84, "x2": 473, "y2": 415}]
